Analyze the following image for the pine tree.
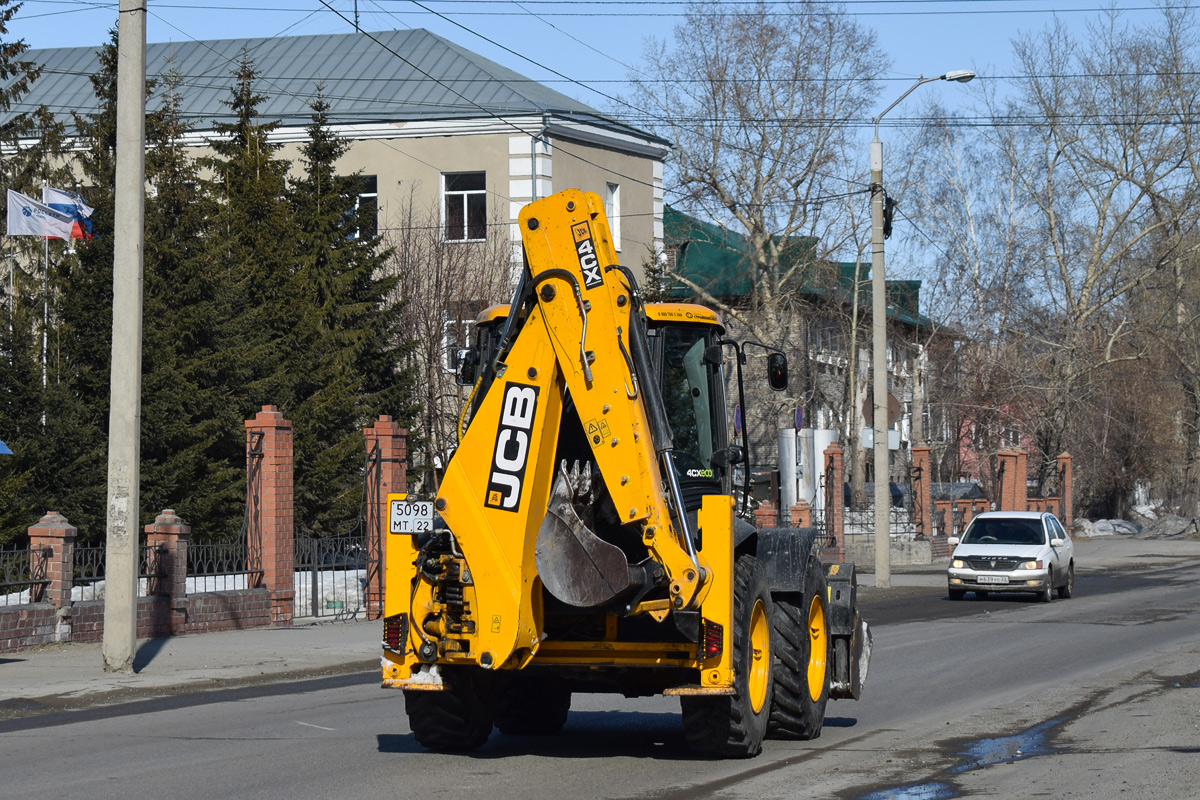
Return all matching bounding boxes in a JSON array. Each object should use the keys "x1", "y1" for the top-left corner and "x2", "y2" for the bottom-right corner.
[
  {"x1": 0, "y1": 299, "x2": 43, "y2": 545},
  {"x1": 193, "y1": 54, "x2": 305, "y2": 538},
  {"x1": 285, "y1": 90, "x2": 417, "y2": 536},
  {"x1": 139, "y1": 63, "x2": 244, "y2": 537},
  {"x1": 0, "y1": 2, "x2": 84, "y2": 542},
  {"x1": 199, "y1": 51, "x2": 299, "y2": 409}
]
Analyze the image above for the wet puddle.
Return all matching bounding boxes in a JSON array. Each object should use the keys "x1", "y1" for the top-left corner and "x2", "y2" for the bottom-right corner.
[
  {"x1": 949, "y1": 717, "x2": 1060, "y2": 772},
  {"x1": 856, "y1": 718, "x2": 1064, "y2": 799},
  {"x1": 859, "y1": 781, "x2": 957, "y2": 800}
]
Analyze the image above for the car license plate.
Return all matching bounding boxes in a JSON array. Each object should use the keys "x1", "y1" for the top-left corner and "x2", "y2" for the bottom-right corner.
[
  {"x1": 390, "y1": 499, "x2": 433, "y2": 535},
  {"x1": 978, "y1": 575, "x2": 1010, "y2": 585}
]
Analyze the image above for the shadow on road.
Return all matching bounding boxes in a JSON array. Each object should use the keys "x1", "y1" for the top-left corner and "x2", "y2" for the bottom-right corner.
[
  {"x1": 133, "y1": 637, "x2": 171, "y2": 673},
  {"x1": 381, "y1": 709, "x2": 856, "y2": 760}
]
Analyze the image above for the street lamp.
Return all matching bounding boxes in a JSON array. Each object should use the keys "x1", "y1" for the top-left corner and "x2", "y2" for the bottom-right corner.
[{"x1": 870, "y1": 70, "x2": 974, "y2": 588}]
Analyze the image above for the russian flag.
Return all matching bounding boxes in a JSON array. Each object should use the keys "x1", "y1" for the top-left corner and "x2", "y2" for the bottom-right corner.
[{"x1": 43, "y1": 186, "x2": 93, "y2": 240}]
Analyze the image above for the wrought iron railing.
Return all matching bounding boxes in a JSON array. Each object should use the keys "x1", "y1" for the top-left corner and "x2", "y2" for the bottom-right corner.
[
  {"x1": 0, "y1": 545, "x2": 51, "y2": 606},
  {"x1": 294, "y1": 534, "x2": 367, "y2": 620},
  {"x1": 187, "y1": 540, "x2": 260, "y2": 592},
  {"x1": 70, "y1": 542, "x2": 172, "y2": 601},
  {"x1": 73, "y1": 545, "x2": 106, "y2": 601}
]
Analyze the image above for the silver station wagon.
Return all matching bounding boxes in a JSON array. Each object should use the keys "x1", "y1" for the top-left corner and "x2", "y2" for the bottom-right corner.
[{"x1": 947, "y1": 511, "x2": 1075, "y2": 602}]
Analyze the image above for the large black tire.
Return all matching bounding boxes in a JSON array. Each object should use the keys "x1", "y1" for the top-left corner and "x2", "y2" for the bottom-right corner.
[
  {"x1": 494, "y1": 675, "x2": 572, "y2": 735},
  {"x1": 681, "y1": 555, "x2": 774, "y2": 758},
  {"x1": 404, "y1": 667, "x2": 495, "y2": 751},
  {"x1": 767, "y1": 557, "x2": 830, "y2": 740}
]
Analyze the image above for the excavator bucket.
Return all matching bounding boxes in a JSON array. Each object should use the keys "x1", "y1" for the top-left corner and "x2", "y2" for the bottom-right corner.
[{"x1": 535, "y1": 460, "x2": 632, "y2": 608}]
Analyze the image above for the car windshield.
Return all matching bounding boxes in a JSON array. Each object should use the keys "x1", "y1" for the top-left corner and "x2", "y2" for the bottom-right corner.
[{"x1": 961, "y1": 518, "x2": 1046, "y2": 546}]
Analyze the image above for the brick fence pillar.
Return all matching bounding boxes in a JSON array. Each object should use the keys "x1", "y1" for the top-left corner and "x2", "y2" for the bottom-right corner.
[
  {"x1": 996, "y1": 450, "x2": 1020, "y2": 511},
  {"x1": 1016, "y1": 450, "x2": 1029, "y2": 509},
  {"x1": 28, "y1": 512, "x2": 76, "y2": 610},
  {"x1": 28, "y1": 512, "x2": 76, "y2": 642},
  {"x1": 789, "y1": 501, "x2": 812, "y2": 528},
  {"x1": 145, "y1": 509, "x2": 190, "y2": 632},
  {"x1": 754, "y1": 501, "x2": 777, "y2": 530},
  {"x1": 364, "y1": 416, "x2": 408, "y2": 620},
  {"x1": 1058, "y1": 452, "x2": 1073, "y2": 529},
  {"x1": 246, "y1": 405, "x2": 294, "y2": 627},
  {"x1": 911, "y1": 445, "x2": 933, "y2": 539}
]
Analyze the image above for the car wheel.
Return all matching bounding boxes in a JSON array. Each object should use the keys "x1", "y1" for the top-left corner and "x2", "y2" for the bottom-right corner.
[
  {"x1": 1038, "y1": 569, "x2": 1053, "y2": 603},
  {"x1": 1057, "y1": 562, "x2": 1074, "y2": 599},
  {"x1": 948, "y1": 589, "x2": 965, "y2": 601}
]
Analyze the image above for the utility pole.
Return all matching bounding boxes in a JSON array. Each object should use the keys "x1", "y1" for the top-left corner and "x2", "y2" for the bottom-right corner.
[
  {"x1": 869, "y1": 70, "x2": 974, "y2": 589},
  {"x1": 102, "y1": 0, "x2": 147, "y2": 673}
]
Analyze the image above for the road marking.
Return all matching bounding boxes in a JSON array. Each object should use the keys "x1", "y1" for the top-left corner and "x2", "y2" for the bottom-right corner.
[{"x1": 294, "y1": 721, "x2": 336, "y2": 731}]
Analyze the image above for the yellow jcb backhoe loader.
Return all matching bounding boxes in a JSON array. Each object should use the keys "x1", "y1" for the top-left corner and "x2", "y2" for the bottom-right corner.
[{"x1": 381, "y1": 188, "x2": 869, "y2": 757}]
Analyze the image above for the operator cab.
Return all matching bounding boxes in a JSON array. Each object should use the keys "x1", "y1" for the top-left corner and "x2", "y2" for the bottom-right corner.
[
  {"x1": 645, "y1": 304, "x2": 730, "y2": 507},
  {"x1": 454, "y1": 301, "x2": 786, "y2": 516}
]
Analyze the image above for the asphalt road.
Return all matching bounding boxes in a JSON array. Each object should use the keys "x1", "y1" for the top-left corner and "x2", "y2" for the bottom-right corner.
[{"x1": 5, "y1": 559, "x2": 1199, "y2": 800}]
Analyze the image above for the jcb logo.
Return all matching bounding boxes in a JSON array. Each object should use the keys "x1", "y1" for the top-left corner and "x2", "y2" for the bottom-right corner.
[
  {"x1": 485, "y1": 383, "x2": 539, "y2": 511},
  {"x1": 572, "y1": 222, "x2": 603, "y2": 289}
]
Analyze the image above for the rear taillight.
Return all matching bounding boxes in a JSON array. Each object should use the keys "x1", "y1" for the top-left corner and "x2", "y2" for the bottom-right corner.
[
  {"x1": 701, "y1": 618, "x2": 724, "y2": 660},
  {"x1": 383, "y1": 613, "x2": 408, "y2": 653}
]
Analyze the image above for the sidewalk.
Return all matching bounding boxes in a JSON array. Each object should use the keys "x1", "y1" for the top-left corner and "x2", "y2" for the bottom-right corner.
[
  {"x1": 0, "y1": 618, "x2": 382, "y2": 718},
  {"x1": 2, "y1": 536, "x2": 1196, "y2": 719}
]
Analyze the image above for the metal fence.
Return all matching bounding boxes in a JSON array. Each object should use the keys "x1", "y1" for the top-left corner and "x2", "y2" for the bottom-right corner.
[
  {"x1": 73, "y1": 545, "x2": 106, "y2": 601},
  {"x1": 72, "y1": 543, "x2": 170, "y2": 601},
  {"x1": 187, "y1": 540, "x2": 259, "y2": 592},
  {"x1": 842, "y1": 482, "x2": 919, "y2": 551},
  {"x1": 294, "y1": 534, "x2": 368, "y2": 620},
  {"x1": 0, "y1": 545, "x2": 51, "y2": 606}
]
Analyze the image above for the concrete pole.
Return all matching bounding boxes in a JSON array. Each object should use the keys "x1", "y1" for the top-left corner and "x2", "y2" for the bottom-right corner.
[
  {"x1": 870, "y1": 136, "x2": 891, "y2": 589},
  {"x1": 865, "y1": 70, "x2": 974, "y2": 588},
  {"x1": 102, "y1": 0, "x2": 147, "y2": 673}
]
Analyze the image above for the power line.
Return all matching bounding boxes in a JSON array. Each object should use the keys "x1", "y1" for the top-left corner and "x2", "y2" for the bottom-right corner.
[{"x1": 22, "y1": 0, "x2": 1189, "y2": 17}]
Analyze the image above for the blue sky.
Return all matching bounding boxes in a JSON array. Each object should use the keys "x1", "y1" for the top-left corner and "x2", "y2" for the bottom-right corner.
[{"x1": 7, "y1": 1, "x2": 1174, "y2": 124}]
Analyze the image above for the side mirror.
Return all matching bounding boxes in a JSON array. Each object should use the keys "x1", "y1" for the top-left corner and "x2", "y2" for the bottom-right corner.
[
  {"x1": 1050, "y1": 538, "x2": 1064, "y2": 548},
  {"x1": 947, "y1": 537, "x2": 960, "y2": 547},
  {"x1": 711, "y1": 444, "x2": 745, "y2": 468},
  {"x1": 767, "y1": 352, "x2": 788, "y2": 391},
  {"x1": 455, "y1": 348, "x2": 479, "y2": 386}
]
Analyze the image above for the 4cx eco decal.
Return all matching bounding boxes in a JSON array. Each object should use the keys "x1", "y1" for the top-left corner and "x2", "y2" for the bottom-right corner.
[{"x1": 572, "y1": 221, "x2": 603, "y2": 289}]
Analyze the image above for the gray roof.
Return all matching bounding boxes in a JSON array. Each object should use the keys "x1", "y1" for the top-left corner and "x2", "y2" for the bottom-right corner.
[{"x1": 8, "y1": 29, "x2": 653, "y2": 137}]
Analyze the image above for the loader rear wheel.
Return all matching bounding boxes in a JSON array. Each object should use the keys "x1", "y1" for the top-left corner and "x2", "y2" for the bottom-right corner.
[
  {"x1": 404, "y1": 667, "x2": 494, "y2": 751},
  {"x1": 680, "y1": 555, "x2": 773, "y2": 758},
  {"x1": 767, "y1": 558, "x2": 829, "y2": 740},
  {"x1": 494, "y1": 675, "x2": 572, "y2": 735}
]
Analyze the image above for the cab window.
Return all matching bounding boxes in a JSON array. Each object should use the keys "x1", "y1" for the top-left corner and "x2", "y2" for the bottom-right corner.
[{"x1": 659, "y1": 326, "x2": 718, "y2": 481}]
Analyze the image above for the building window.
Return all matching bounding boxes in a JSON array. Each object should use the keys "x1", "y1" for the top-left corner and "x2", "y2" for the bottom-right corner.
[
  {"x1": 354, "y1": 174, "x2": 378, "y2": 240},
  {"x1": 444, "y1": 171, "x2": 486, "y2": 242},
  {"x1": 605, "y1": 182, "x2": 621, "y2": 251}
]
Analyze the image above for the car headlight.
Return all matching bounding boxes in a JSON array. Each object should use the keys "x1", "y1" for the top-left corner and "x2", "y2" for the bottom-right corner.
[
  {"x1": 951, "y1": 559, "x2": 966, "y2": 569},
  {"x1": 1016, "y1": 559, "x2": 1044, "y2": 570}
]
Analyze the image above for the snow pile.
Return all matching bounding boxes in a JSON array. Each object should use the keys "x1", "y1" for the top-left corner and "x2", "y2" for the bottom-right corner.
[
  {"x1": 1134, "y1": 514, "x2": 1199, "y2": 539},
  {"x1": 1073, "y1": 518, "x2": 1141, "y2": 537}
]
